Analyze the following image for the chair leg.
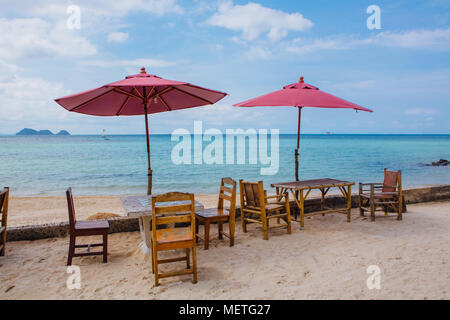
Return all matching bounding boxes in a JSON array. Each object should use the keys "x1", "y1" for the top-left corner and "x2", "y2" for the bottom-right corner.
[
  {"x1": 229, "y1": 219, "x2": 235, "y2": 247},
  {"x1": 192, "y1": 245, "x2": 198, "y2": 284},
  {"x1": 241, "y1": 212, "x2": 247, "y2": 233},
  {"x1": 286, "y1": 211, "x2": 292, "y2": 235},
  {"x1": 195, "y1": 218, "x2": 199, "y2": 243},
  {"x1": 397, "y1": 197, "x2": 403, "y2": 221},
  {"x1": 262, "y1": 217, "x2": 268, "y2": 240},
  {"x1": 204, "y1": 221, "x2": 210, "y2": 250},
  {"x1": 67, "y1": 234, "x2": 75, "y2": 266},
  {"x1": 186, "y1": 248, "x2": 190, "y2": 269},
  {"x1": 153, "y1": 248, "x2": 159, "y2": 286},
  {"x1": 218, "y1": 221, "x2": 223, "y2": 240},
  {"x1": 151, "y1": 238, "x2": 154, "y2": 274},
  {"x1": 102, "y1": 233, "x2": 108, "y2": 263},
  {"x1": 370, "y1": 199, "x2": 375, "y2": 222}
]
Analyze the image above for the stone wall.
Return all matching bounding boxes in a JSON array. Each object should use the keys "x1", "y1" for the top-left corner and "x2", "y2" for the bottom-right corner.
[{"x1": 6, "y1": 184, "x2": 450, "y2": 242}]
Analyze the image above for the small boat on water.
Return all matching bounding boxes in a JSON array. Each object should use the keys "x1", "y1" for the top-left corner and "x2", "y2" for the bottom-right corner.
[{"x1": 101, "y1": 129, "x2": 110, "y2": 140}]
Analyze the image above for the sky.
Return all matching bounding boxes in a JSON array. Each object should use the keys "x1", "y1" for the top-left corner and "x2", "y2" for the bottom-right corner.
[{"x1": 0, "y1": 0, "x2": 449, "y2": 135}]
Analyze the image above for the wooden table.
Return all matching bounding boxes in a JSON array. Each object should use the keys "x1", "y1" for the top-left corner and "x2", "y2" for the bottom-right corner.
[
  {"x1": 120, "y1": 195, "x2": 204, "y2": 255},
  {"x1": 271, "y1": 178, "x2": 354, "y2": 229}
]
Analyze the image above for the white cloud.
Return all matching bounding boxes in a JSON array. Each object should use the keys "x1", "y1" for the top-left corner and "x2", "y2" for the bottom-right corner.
[
  {"x1": 286, "y1": 28, "x2": 450, "y2": 54},
  {"x1": 0, "y1": 74, "x2": 71, "y2": 127},
  {"x1": 206, "y1": 1, "x2": 313, "y2": 42},
  {"x1": 0, "y1": 18, "x2": 97, "y2": 61},
  {"x1": 367, "y1": 28, "x2": 450, "y2": 49},
  {"x1": 7, "y1": 0, "x2": 183, "y2": 19},
  {"x1": 80, "y1": 58, "x2": 177, "y2": 69},
  {"x1": 245, "y1": 46, "x2": 272, "y2": 60},
  {"x1": 0, "y1": 0, "x2": 184, "y2": 61},
  {"x1": 406, "y1": 108, "x2": 438, "y2": 115},
  {"x1": 107, "y1": 31, "x2": 129, "y2": 43}
]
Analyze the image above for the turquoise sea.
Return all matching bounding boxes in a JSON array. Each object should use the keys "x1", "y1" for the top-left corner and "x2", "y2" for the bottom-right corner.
[{"x1": 0, "y1": 134, "x2": 449, "y2": 196}]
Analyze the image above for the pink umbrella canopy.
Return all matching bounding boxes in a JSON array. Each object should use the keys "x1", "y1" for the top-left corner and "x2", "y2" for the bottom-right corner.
[
  {"x1": 55, "y1": 67, "x2": 227, "y2": 194},
  {"x1": 55, "y1": 67, "x2": 227, "y2": 116},
  {"x1": 234, "y1": 76, "x2": 372, "y2": 180}
]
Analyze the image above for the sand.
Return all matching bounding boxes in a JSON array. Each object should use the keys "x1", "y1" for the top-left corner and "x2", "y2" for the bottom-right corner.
[{"x1": 0, "y1": 200, "x2": 449, "y2": 299}]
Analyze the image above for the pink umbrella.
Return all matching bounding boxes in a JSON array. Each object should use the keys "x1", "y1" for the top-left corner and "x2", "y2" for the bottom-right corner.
[
  {"x1": 55, "y1": 67, "x2": 227, "y2": 194},
  {"x1": 234, "y1": 76, "x2": 372, "y2": 180}
]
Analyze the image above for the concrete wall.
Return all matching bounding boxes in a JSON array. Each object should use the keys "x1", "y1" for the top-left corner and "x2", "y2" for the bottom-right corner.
[{"x1": 6, "y1": 184, "x2": 450, "y2": 242}]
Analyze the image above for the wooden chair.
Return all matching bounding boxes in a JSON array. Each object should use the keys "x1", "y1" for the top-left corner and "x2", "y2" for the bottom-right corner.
[
  {"x1": 66, "y1": 188, "x2": 109, "y2": 266},
  {"x1": 239, "y1": 180, "x2": 291, "y2": 240},
  {"x1": 195, "y1": 178, "x2": 237, "y2": 249},
  {"x1": 359, "y1": 169, "x2": 403, "y2": 221},
  {"x1": 151, "y1": 192, "x2": 197, "y2": 286},
  {"x1": 0, "y1": 187, "x2": 10, "y2": 256}
]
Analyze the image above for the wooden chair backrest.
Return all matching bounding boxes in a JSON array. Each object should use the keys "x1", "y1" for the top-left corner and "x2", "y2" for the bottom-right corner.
[
  {"x1": 66, "y1": 188, "x2": 76, "y2": 232},
  {"x1": 151, "y1": 192, "x2": 195, "y2": 237},
  {"x1": 239, "y1": 180, "x2": 266, "y2": 210},
  {"x1": 218, "y1": 177, "x2": 237, "y2": 215},
  {"x1": 383, "y1": 169, "x2": 401, "y2": 193},
  {"x1": 0, "y1": 187, "x2": 9, "y2": 228}
]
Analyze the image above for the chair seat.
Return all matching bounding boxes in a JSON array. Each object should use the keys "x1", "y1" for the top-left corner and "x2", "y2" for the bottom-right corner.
[
  {"x1": 156, "y1": 227, "x2": 193, "y2": 244},
  {"x1": 196, "y1": 208, "x2": 230, "y2": 219},
  {"x1": 360, "y1": 192, "x2": 397, "y2": 199},
  {"x1": 75, "y1": 220, "x2": 109, "y2": 230},
  {"x1": 265, "y1": 203, "x2": 285, "y2": 211}
]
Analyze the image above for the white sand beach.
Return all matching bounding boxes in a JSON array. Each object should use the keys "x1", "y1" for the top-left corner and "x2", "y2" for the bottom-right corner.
[{"x1": 0, "y1": 200, "x2": 449, "y2": 300}]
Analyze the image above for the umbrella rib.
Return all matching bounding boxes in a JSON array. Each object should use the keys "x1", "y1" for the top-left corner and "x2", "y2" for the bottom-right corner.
[
  {"x1": 146, "y1": 86, "x2": 155, "y2": 100},
  {"x1": 158, "y1": 94, "x2": 171, "y2": 111},
  {"x1": 148, "y1": 86, "x2": 174, "y2": 101},
  {"x1": 116, "y1": 95, "x2": 130, "y2": 116},
  {"x1": 69, "y1": 88, "x2": 114, "y2": 111},
  {"x1": 172, "y1": 86, "x2": 214, "y2": 105},
  {"x1": 133, "y1": 86, "x2": 144, "y2": 99},
  {"x1": 112, "y1": 87, "x2": 142, "y2": 100}
]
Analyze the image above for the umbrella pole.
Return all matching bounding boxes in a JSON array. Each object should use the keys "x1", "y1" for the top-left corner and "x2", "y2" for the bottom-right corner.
[
  {"x1": 295, "y1": 107, "x2": 302, "y2": 181},
  {"x1": 144, "y1": 104, "x2": 152, "y2": 195}
]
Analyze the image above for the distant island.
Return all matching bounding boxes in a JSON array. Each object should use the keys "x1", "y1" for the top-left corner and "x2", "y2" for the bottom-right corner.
[{"x1": 16, "y1": 128, "x2": 71, "y2": 136}]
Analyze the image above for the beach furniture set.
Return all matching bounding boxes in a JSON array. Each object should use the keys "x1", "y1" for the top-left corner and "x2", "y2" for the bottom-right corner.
[{"x1": 50, "y1": 67, "x2": 404, "y2": 284}]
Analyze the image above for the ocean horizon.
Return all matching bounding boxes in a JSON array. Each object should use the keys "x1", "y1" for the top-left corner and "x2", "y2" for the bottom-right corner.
[{"x1": 1, "y1": 134, "x2": 449, "y2": 196}]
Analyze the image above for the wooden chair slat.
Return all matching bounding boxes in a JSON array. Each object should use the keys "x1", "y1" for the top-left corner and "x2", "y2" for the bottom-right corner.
[
  {"x1": 154, "y1": 203, "x2": 192, "y2": 214},
  {"x1": 219, "y1": 193, "x2": 233, "y2": 202},
  {"x1": 156, "y1": 214, "x2": 191, "y2": 225}
]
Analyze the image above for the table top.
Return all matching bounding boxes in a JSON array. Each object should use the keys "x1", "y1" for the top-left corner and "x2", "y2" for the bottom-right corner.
[
  {"x1": 120, "y1": 195, "x2": 205, "y2": 218},
  {"x1": 271, "y1": 178, "x2": 354, "y2": 190}
]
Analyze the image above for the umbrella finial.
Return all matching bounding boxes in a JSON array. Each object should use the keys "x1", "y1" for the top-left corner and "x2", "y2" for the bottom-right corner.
[
  {"x1": 299, "y1": 76, "x2": 304, "y2": 83},
  {"x1": 140, "y1": 67, "x2": 147, "y2": 74}
]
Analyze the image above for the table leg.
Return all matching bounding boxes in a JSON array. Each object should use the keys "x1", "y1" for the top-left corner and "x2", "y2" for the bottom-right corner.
[
  {"x1": 320, "y1": 188, "x2": 325, "y2": 216},
  {"x1": 138, "y1": 216, "x2": 152, "y2": 255},
  {"x1": 347, "y1": 185, "x2": 352, "y2": 222},
  {"x1": 300, "y1": 189, "x2": 305, "y2": 230}
]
